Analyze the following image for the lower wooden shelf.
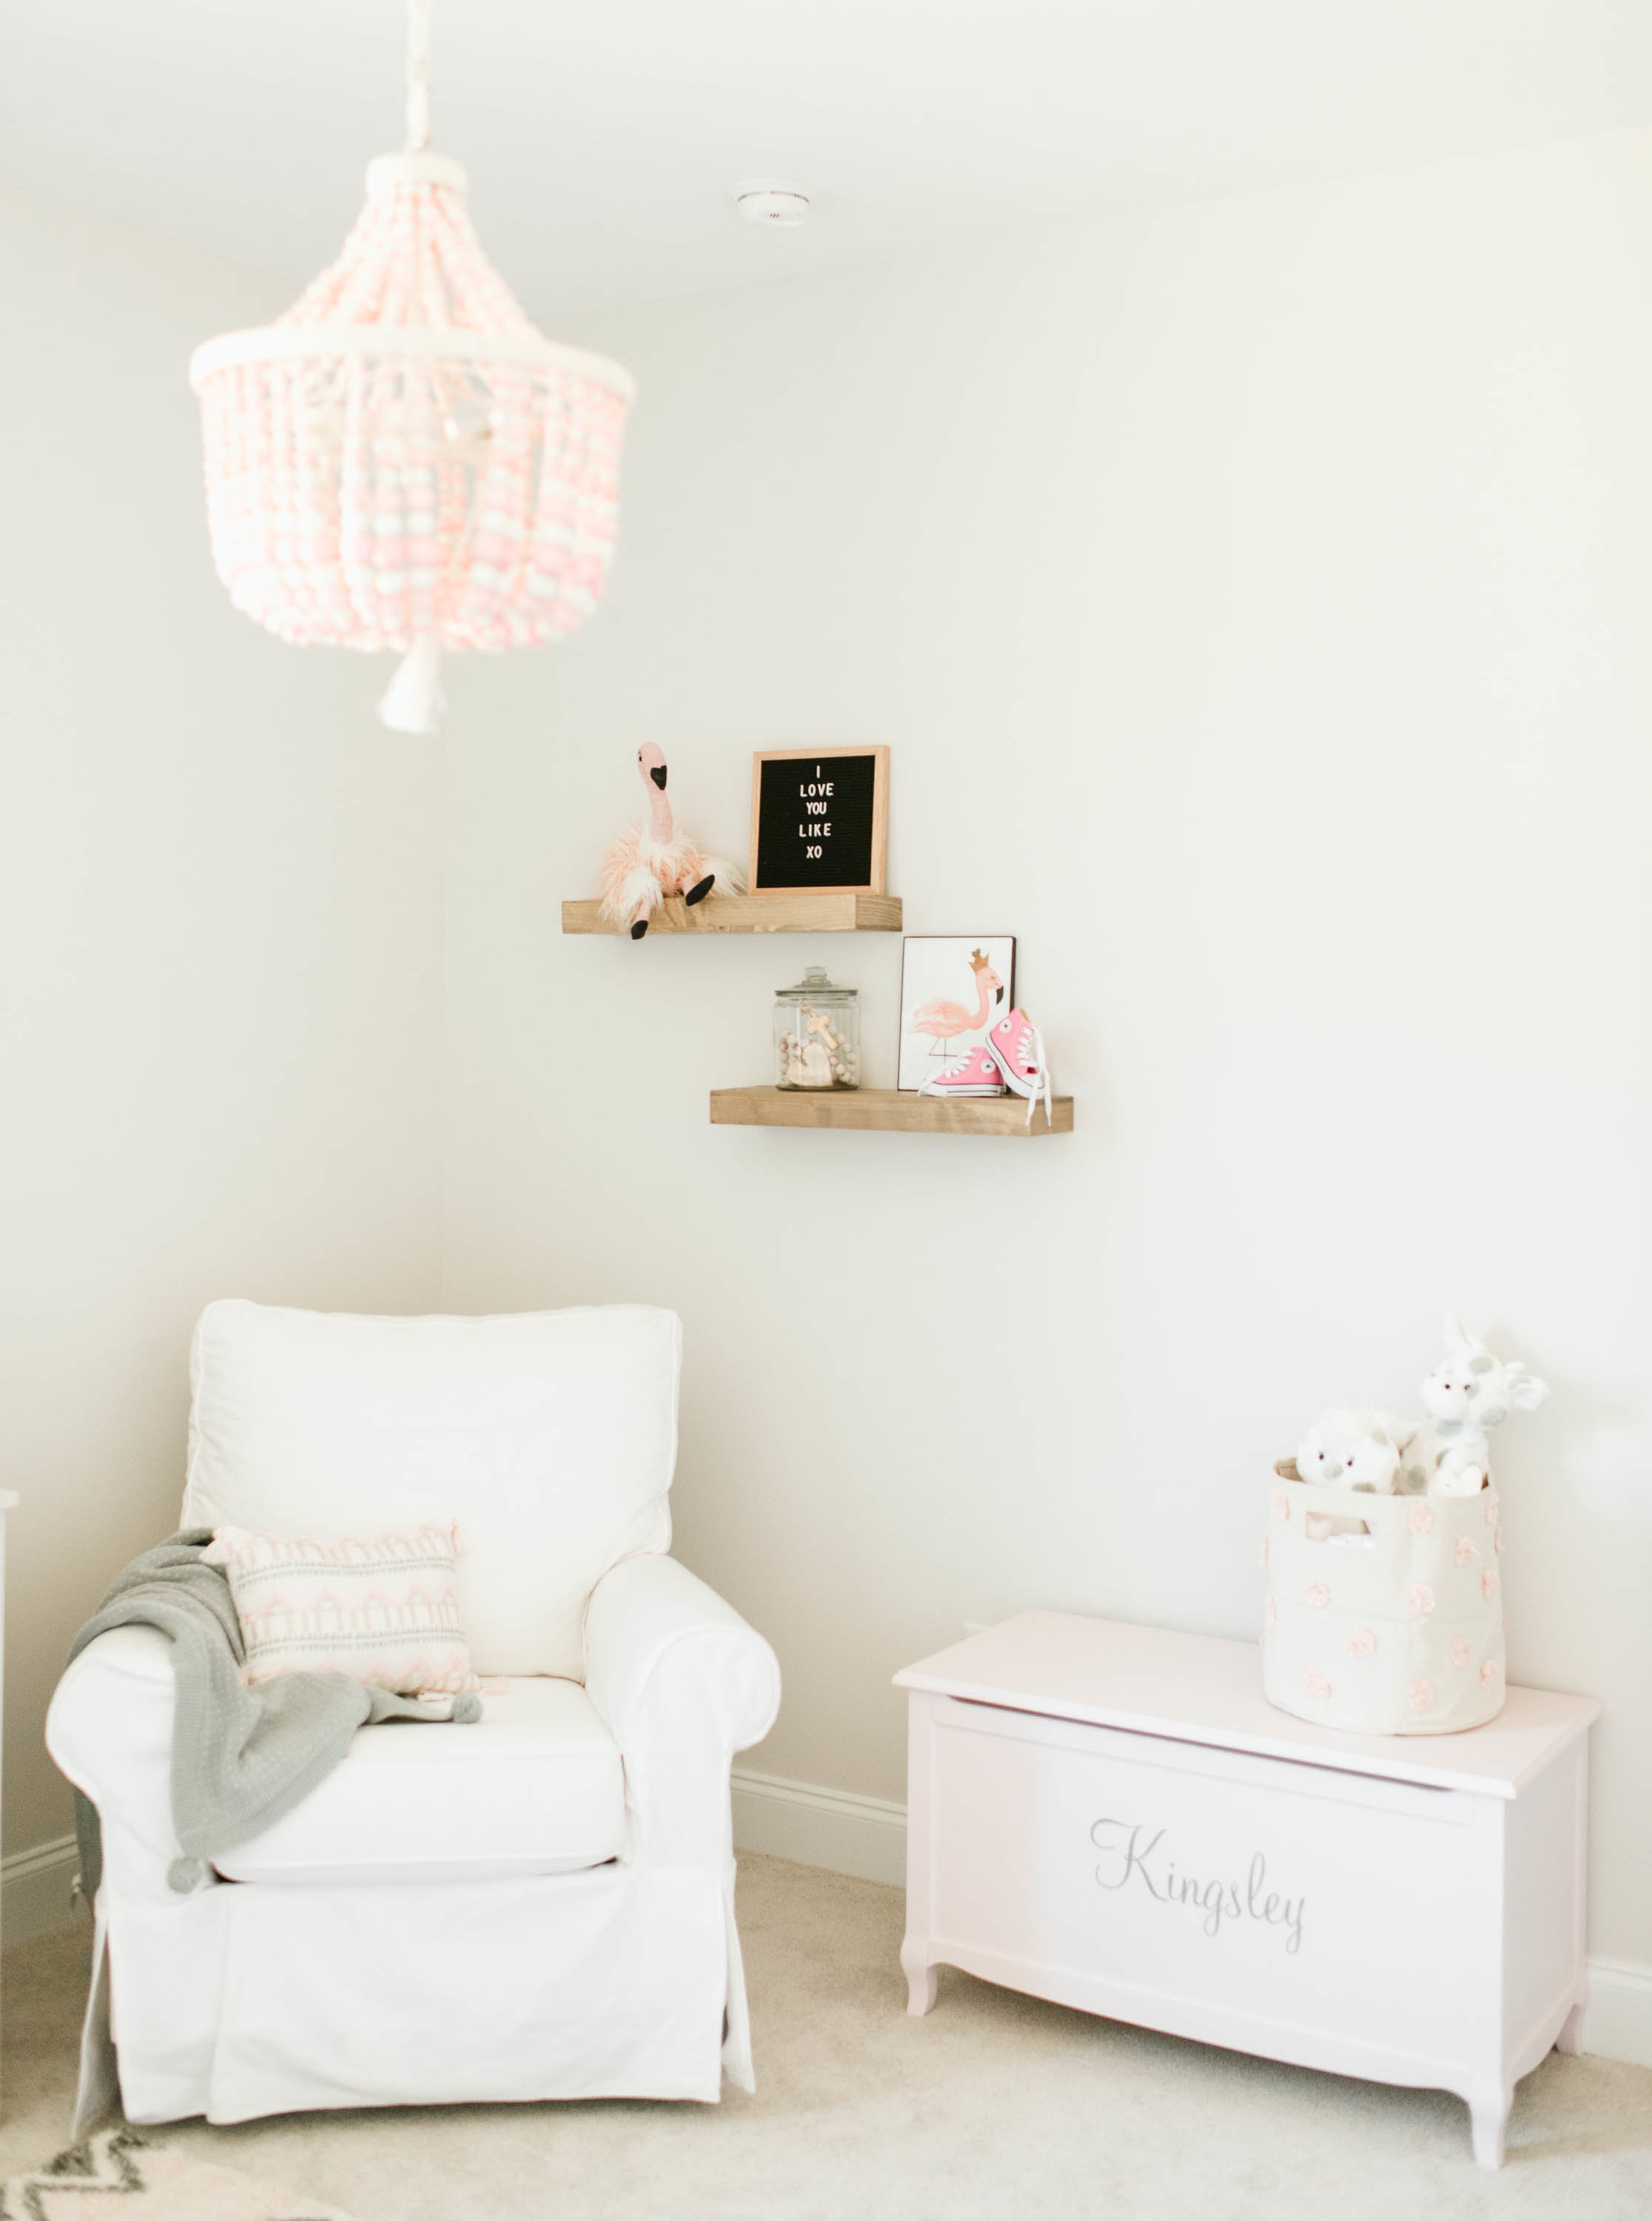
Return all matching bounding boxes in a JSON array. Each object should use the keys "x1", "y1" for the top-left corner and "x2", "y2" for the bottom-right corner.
[{"x1": 710, "y1": 1087, "x2": 1074, "y2": 1136}]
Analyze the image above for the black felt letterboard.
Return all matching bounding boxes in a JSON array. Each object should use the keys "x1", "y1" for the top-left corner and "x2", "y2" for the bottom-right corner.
[{"x1": 748, "y1": 748, "x2": 888, "y2": 893}]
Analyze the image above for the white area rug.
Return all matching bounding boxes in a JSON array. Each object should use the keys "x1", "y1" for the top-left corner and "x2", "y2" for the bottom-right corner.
[{"x1": 0, "y1": 2126, "x2": 357, "y2": 2220}]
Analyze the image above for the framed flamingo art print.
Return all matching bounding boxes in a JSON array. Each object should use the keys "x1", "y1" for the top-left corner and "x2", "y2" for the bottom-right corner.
[{"x1": 897, "y1": 936, "x2": 1015, "y2": 1091}]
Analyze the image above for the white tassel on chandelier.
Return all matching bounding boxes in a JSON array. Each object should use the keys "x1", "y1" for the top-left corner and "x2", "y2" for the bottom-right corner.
[{"x1": 376, "y1": 634, "x2": 448, "y2": 736}]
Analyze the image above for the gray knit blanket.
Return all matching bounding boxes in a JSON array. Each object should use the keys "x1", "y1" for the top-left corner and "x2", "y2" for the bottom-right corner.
[{"x1": 67, "y1": 1531, "x2": 480, "y2": 1897}]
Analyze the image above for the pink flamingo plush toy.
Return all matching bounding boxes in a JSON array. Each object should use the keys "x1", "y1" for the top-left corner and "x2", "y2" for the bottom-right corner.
[
  {"x1": 597, "y1": 745, "x2": 745, "y2": 939},
  {"x1": 907, "y1": 949, "x2": 1005, "y2": 1056}
]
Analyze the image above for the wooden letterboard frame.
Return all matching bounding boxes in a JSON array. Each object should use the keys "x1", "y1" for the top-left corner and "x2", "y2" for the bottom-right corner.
[{"x1": 748, "y1": 746, "x2": 890, "y2": 896}]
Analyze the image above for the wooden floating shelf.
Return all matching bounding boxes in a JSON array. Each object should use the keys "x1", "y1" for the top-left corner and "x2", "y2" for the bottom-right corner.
[
  {"x1": 710, "y1": 1087, "x2": 1074, "y2": 1137},
  {"x1": 562, "y1": 892, "x2": 902, "y2": 936}
]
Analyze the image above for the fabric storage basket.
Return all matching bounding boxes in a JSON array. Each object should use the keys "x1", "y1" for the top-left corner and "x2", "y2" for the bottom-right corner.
[{"x1": 1262, "y1": 1461, "x2": 1506, "y2": 1735}]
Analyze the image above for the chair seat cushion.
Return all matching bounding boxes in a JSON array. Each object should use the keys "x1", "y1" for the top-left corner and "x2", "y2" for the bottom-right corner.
[{"x1": 212, "y1": 1678, "x2": 625, "y2": 1886}]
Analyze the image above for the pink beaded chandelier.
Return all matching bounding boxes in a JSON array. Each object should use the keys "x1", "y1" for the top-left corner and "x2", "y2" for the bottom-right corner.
[{"x1": 189, "y1": 1, "x2": 634, "y2": 734}]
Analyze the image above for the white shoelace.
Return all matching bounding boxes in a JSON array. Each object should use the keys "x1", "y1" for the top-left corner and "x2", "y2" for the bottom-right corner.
[{"x1": 1007, "y1": 1021, "x2": 1054, "y2": 1128}]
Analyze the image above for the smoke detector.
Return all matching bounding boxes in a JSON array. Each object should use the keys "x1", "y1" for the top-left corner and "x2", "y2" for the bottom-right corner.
[{"x1": 736, "y1": 183, "x2": 810, "y2": 230}]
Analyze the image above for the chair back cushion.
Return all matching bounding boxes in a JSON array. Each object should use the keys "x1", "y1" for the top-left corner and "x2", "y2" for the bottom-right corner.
[{"x1": 182, "y1": 1301, "x2": 679, "y2": 1677}]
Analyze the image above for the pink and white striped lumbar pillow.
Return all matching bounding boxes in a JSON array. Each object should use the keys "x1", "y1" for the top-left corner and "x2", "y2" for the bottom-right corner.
[{"x1": 203, "y1": 1521, "x2": 481, "y2": 1697}]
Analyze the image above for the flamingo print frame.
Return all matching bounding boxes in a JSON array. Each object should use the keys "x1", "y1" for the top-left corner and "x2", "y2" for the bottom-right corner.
[{"x1": 898, "y1": 937, "x2": 1015, "y2": 1091}]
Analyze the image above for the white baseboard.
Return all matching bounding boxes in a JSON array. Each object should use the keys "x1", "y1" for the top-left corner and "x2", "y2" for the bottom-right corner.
[
  {"x1": 732, "y1": 1769, "x2": 1652, "y2": 2068},
  {"x1": 732, "y1": 1766, "x2": 907, "y2": 1888},
  {"x1": 2, "y1": 1833, "x2": 81, "y2": 1946},
  {"x1": 1582, "y1": 1957, "x2": 1652, "y2": 2068}
]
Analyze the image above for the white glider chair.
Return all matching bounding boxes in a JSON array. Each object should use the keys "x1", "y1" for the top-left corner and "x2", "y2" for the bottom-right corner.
[{"x1": 47, "y1": 1300, "x2": 779, "y2": 2127}]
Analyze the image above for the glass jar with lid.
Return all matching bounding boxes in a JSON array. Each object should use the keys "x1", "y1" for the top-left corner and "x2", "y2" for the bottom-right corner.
[{"x1": 773, "y1": 966, "x2": 860, "y2": 1090}]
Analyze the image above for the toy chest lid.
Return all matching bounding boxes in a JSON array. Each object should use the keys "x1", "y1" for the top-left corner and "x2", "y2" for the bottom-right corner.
[{"x1": 895, "y1": 1609, "x2": 1596, "y2": 1800}]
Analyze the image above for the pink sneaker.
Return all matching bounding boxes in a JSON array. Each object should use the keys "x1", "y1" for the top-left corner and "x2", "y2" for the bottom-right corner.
[
  {"x1": 986, "y1": 1008, "x2": 1054, "y2": 1127},
  {"x1": 917, "y1": 1042, "x2": 1004, "y2": 1097}
]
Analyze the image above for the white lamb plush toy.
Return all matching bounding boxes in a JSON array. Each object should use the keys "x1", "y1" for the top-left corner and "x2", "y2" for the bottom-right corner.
[
  {"x1": 1402, "y1": 1315, "x2": 1548, "y2": 1496},
  {"x1": 1295, "y1": 1407, "x2": 1404, "y2": 1495}
]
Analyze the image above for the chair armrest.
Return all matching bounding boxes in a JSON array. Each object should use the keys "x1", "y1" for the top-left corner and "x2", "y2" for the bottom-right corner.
[
  {"x1": 584, "y1": 1554, "x2": 779, "y2": 1867},
  {"x1": 46, "y1": 1627, "x2": 196, "y2": 1904}
]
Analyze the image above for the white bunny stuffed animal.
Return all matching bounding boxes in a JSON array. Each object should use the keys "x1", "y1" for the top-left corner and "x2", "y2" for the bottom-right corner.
[
  {"x1": 1295, "y1": 1409, "x2": 1403, "y2": 1494},
  {"x1": 1403, "y1": 1315, "x2": 1548, "y2": 1496}
]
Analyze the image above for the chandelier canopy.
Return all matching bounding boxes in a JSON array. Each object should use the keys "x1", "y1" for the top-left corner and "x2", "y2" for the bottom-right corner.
[{"x1": 189, "y1": 1, "x2": 634, "y2": 734}]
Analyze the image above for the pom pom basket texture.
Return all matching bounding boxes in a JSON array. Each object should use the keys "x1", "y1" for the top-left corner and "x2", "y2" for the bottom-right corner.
[{"x1": 1262, "y1": 1461, "x2": 1507, "y2": 1735}]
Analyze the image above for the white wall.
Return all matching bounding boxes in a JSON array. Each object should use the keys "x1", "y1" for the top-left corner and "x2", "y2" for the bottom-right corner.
[
  {"x1": 0, "y1": 191, "x2": 446, "y2": 1869},
  {"x1": 443, "y1": 129, "x2": 1652, "y2": 1969}
]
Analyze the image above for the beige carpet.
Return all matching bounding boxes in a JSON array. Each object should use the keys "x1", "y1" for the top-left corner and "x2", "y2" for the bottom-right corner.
[
  {"x1": 3, "y1": 1855, "x2": 1649, "y2": 2221},
  {"x1": 0, "y1": 2124, "x2": 359, "y2": 2218}
]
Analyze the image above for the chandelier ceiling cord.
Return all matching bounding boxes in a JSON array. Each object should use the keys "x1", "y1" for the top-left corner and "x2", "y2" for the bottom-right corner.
[{"x1": 189, "y1": 0, "x2": 636, "y2": 735}]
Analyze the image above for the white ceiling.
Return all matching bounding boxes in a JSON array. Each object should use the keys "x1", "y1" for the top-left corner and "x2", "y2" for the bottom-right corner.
[{"x1": 4, "y1": 1, "x2": 1651, "y2": 319}]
